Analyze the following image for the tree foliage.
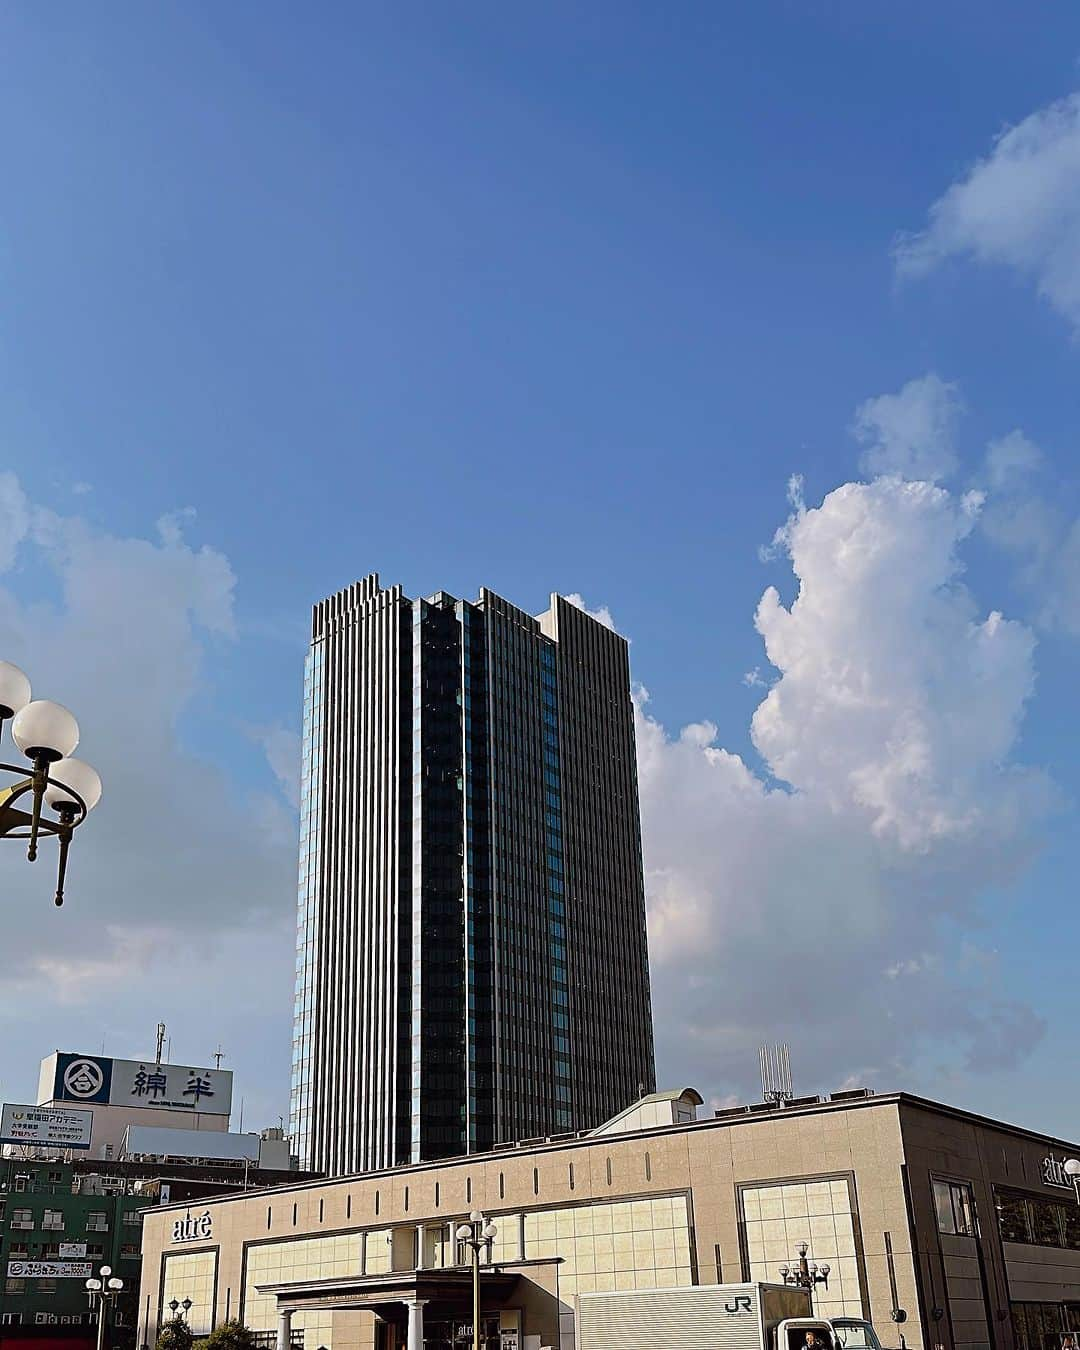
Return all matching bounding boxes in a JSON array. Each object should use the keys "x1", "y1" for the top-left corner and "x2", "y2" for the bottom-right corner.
[
  {"x1": 201, "y1": 1322, "x2": 258, "y2": 1350},
  {"x1": 156, "y1": 1318, "x2": 194, "y2": 1350}
]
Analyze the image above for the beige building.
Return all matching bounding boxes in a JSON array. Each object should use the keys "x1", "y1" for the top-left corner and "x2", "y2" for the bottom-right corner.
[{"x1": 137, "y1": 1088, "x2": 1080, "y2": 1350}]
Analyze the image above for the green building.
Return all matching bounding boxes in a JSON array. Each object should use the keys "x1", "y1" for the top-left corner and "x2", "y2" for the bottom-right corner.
[
  {"x1": 1, "y1": 1153, "x2": 315, "y2": 1350},
  {"x1": 0, "y1": 1157, "x2": 144, "y2": 1350}
]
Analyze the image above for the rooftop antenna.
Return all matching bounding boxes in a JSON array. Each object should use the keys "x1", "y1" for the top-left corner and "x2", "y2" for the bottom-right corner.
[
  {"x1": 760, "y1": 1043, "x2": 794, "y2": 1107},
  {"x1": 155, "y1": 1023, "x2": 167, "y2": 1066},
  {"x1": 213, "y1": 1045, "x2": 225, "y2": 1070}
]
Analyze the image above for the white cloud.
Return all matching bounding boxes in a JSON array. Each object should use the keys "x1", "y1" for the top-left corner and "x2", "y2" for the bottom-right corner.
[
  {"x1": 985, "y1": 430, "x2": 1044, "y2": 489},
  {"x1": 852, "y1": 374, "x2": 962, "y2": 481},
  {"x1": 564, "y1": 592, "x2": 617, "y2": 631},
  {"x1": 0, "y1": 479, "x2": 297, "y2": 1118},
  {"x1": 256, "y1": 725, "x2": 302, "y2": 810},
  {"x1": 895, "y1": 92, "x2": 1080, "y2": 330},
  {"x1": 977, "y1": 431, "x2": 1080, "y2": 636},
  {"x1": 638, "y1": 475, "x2": 1052, "y2": 1101},
  {"x1": 0, "y1": 473, "x2": 29, "y2": 573}
]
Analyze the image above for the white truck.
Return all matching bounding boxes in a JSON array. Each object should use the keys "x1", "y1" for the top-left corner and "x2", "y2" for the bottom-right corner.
[{"x1": 576, "y1": 1280, "x2": 885, "y2": 1350}]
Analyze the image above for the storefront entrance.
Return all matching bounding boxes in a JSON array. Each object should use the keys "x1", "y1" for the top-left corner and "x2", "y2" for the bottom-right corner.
[{"x1": 402, "y1": 1315, "x2": 502, "y2": 1350}]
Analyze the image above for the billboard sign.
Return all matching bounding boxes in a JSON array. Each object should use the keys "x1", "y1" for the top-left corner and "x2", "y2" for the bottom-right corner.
[
  {"x1": 47, "y1": 1054, "x2": 231, "y2": 1116},
  {"x1": 1, "y1": 1104, "x2": 93, "y2": 1150},
  {"x1": 58, "y1": 1244, "x2": 87, "y2": 1260},
  {"x1": 7, "y1": 1261, "x2": 93, "y2": 1279}
]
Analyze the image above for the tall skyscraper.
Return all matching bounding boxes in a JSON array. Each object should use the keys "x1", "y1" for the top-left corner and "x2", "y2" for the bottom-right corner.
[{"x1": 291, "y1": 574, "x2": 655, "y2": 1175}]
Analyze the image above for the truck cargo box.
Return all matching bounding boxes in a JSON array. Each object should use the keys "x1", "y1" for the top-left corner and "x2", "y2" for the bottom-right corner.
[{"x1": 577, "y1": 1281, "x2": 813, "y2": 1350}]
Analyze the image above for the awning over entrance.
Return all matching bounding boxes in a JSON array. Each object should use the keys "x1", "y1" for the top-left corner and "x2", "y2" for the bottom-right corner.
[
  {"x1": 257, "y1": 1268, "x2": 521, "y2": 1313},
  {"x1": 257, "y1": 1268, "x2": 523, "y2": 1350}
]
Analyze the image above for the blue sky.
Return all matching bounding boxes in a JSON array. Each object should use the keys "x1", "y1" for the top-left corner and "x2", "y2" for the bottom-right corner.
[{"x1": 1, "y1": 3, "x2": 1079, "y2": 1137}]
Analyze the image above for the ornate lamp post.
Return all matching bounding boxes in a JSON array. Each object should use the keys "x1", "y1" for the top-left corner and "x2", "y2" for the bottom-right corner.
[
  {"x1": 0, "y1": 661, "x2": 102, "y2": 905},
  {"x1": 167, "y1": 1298, "x2": 193, "y2": 1319},
  {"x1": 85, "y1": 1265, "x2": 124, "y2": 1350},
  {"x1": 455, "y1": 1211, "x2": 497, "y2": 1350},
  {"x1": 779, "y1": 1242, "x2": 830, "y2": 1305}
]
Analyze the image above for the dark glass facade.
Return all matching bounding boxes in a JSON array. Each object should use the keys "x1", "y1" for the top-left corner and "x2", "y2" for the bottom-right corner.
[{"x1": 291, "y1": 576, "x2": 655, "y2": 1175}]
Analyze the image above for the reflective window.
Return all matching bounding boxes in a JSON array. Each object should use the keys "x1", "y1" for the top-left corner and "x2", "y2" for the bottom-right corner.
[
  {"x1": 161, "y1": 1250, "x2": 217, "y2": 1336},
  {"x1": 932, "y1": 1179, "x2": 978, "y2": 1237},
  {"x1": 523, "y1": 1195, "x2": 692, "y2": 1298},
  {"x1": 742, "y1": 1179, "x2": 863, "y2": 1318},
  {"x1": 243, "y1": 1233, "x2": 366, "y2": 1349},
  {"x1": 997, "y1": 1190, "x2": 1080, "y2": 1251}
]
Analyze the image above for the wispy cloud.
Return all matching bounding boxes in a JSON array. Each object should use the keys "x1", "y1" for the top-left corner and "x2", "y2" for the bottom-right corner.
[{"x1": 895, "y1": 91, "x2": 1080, "y2": 332}]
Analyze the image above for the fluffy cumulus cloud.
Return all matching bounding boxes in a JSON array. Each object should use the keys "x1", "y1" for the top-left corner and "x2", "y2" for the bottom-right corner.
[
  {"x1": 633, "y1": 475, "x2": 1052, "y2": 1102},
  {"x1": 564, "y1": 592, "x2": 617, "y2": 631},
  {"x1": 0, "y1": 481, "x2": 297, "y2": 1123},
  {"x1": 852, "y1": 374, "x2": 962, "y2": 481},
  {"x1": 895, "y1": 92, "x2": 1080, "y2": 330}
]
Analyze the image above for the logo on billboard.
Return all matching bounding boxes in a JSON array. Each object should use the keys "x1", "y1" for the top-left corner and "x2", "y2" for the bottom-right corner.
[
  {"x1": 55, "y1": 1055, "x2": 111, "y2": 1104},
  {"x1": 1042, "y1": 1155, "x2": 1077, "y2": 1191},
  {"x1": 0, "y1": 1103, "x2": 93, "y2": 1150},
  {"x1": 49, "y1": 1053, "x2": 230, "y2": 1114},
  {"x1": 171, "y1": 1211, "x2": 213, "y2": 1243},
  {"x1": 8, "y1": 1261, "x2": 93, "y2": 1280}
]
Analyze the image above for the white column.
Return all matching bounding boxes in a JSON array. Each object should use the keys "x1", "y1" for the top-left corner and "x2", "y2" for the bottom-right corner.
[
  {"x1": 415, "y1": 1224, "x2": 426, "y2": 1269},
  {"x1": 403, "y1": 1298, "x2": 427, "y2": 1350},
  {"x1": 276, "y1": 1309, "x2": 292, "y2": 1350}
]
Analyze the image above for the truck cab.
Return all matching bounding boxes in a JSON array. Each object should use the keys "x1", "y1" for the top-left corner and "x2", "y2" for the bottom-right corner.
[{"x1": 776, "y1": 1317, "x2": 886, "y2": 1350}]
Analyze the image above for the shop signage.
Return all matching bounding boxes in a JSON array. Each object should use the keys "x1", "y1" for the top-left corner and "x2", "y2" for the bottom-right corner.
[
  {"x1": 1042, "y1": 1155, "x2": 1077, "y2": 1191},
  {"x1": 0, "y1": 1103, "x2": 93, "y2": 1150},
  {"x1": 7, "y1": 1261, "x2": 92, "y2": 1279},
  {"x1": 48, "y1": 1053, "x2": 232, "y2": 1116},
  {"x1": 172, "y1": 1211, "x2": 213, "y2": 1243},
  {"x1": 58, "y1": 1244, "x2": 87, "y2": 1260},
  {"x1": 500, "y1": 1335, "x2": 519, "y2": 1350}
]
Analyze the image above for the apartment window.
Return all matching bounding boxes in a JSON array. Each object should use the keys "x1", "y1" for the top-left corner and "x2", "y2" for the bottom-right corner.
[
  {"x1": 8, "y1": 1243, "x2": 28, "y2": 1258},
  {"x1": 42, "y1": 1210, "x2": 64, "y2": 1231},
  {"x1": 122, "y1": 1211, "x2": 142, "y2": 1227},
  {"x1": 86, "y1": 1213, "x2": 108, "y2": 1233},
  {"x1": 10, "y1": 1209, "x2": 33, "y2": 1230},
  {"x1": 87, "y1": 1244, "x2": 105, "y2": 1259},
  {"x1": 5, "y1": 1279, "x2": 25, "y2": 1294},
  {"x1": 933, "y1": 1179, "x2": 978, "y2": 1237},
  {"x1": 38, "y1": 1279, "x2": 57, "y2": 1295},
  {"x1": 120, "y1": 1245, "x2": 139, "y2": 1259}
]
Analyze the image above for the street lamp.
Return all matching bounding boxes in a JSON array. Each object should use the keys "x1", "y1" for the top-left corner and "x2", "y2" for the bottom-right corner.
[
  {"x1": 779, "y1": 1242, "x2": 830, "y2": 1305},
  {"x1": 167, "y1": 1299, "x2": 193, "y2": 1318},
  {"x1": 1064, "y1": 1159, "x2": 1080, "y2": 1202},
  {"x1": 0, "y1": 661, "x2": 102, "y2": 905},
  {"x1": 455, "y1": 1210, "x2": 497, "y2": 1350},
  {"x1": 85, "y1": 1265, "x2": 124, "y2": 1350}
]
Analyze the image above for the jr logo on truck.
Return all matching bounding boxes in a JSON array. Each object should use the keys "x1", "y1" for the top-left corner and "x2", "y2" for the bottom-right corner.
[{"x1": 724, "y1": 1298, "x2": 753, "y2": 1314}]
